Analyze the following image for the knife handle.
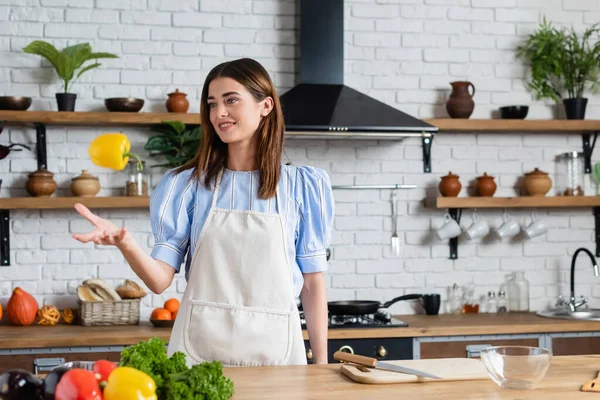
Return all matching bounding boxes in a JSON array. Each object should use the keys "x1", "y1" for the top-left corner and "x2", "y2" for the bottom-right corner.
[{"x1": 333, "y1": 351, "x2": 377, "y2": 367}]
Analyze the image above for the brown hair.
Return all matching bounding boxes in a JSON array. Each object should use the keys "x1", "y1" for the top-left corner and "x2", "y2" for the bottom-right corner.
[{"x1": 174, "y1": 58, "x2": 284, "y2": 199}]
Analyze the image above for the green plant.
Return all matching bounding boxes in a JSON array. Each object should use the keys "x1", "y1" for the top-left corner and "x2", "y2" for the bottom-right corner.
[
  {"x1": 144, "y1": 121, "x2": 201, "y2": 169},
  {"x1": 23, "y1": 41, "x2": 118, "y2": 93},
  {"x1": 516, "y1": 18, "x2": 600, "y2": 102}
]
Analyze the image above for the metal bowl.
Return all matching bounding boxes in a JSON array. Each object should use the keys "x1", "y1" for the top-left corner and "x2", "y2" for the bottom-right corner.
[
  {"x1": 0, "y1": 96, "x2": 32, "y2": 111},
  {"x1": 104, "y1": 97, "x2": 144, "y2": 112}
]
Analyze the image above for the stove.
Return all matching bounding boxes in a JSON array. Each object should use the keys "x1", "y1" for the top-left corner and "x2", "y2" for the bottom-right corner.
[{"x1": 300, "y1": 310, "x2": 408, "y2": 329}]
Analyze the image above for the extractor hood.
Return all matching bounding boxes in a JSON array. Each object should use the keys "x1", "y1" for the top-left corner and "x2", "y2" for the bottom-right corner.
[{"x1": 280, "y1": 0, "x2": 438, "y2": 140}]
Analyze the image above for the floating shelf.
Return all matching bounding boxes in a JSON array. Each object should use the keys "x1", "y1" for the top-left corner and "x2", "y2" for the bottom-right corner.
[
  {"x1": 425, "y1": 119, "x2": 600, "y2": 132},
  {"x1": 0, "y1": 196, "x2": 150, "y2": 210},
  {"x1": 437, "y1": 196, "x2": 600, "y2": 209},
  {"x1": 0, "y1": 111, "x2": 199, "y2": 126}
]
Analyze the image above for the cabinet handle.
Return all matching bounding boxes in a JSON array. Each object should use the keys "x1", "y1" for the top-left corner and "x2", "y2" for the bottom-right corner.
[
  {"x1": 338, "y1": 345, "x2": 354, "y2": 354},
  {"x1": 377, "y1": 346, "x2": 387, "y2": 358},
  {"x1": 306, "y1": 349, "x2": 313, "y2": 360},
  {"x1": 34, "y1": 357, "x2": 65, "y2": 374},
  {"x1": 465, "y1": 344, "x2": 491, "y2": 358}
]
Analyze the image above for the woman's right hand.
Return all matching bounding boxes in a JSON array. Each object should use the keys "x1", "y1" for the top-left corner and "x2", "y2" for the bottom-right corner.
[{"x1": 72, "y1": 203, "x2": 132, "y2": 249}]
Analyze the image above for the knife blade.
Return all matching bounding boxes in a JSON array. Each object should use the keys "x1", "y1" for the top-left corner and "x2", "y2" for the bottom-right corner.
[{"x1": 333, "y1": 351, "x2": 442, "y2": 380}]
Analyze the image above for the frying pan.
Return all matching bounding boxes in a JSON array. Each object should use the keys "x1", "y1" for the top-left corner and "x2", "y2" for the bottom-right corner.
[{"x1": 327, "y1": 294, "x2": 423, "y2": 316}]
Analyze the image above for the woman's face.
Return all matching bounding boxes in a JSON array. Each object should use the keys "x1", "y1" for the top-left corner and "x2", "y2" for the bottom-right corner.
[{"x1": 207, "y1": 77, "x2": 273, "y2": 145}]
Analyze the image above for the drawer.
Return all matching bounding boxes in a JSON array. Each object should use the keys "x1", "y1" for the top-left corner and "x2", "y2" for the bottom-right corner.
[
  {"x1": 0, "y1": 351, "x2": 121, "y2": 374},
  {"x1": 419, "y1": 338, "x2": 539, "y2": 359},
  {"x1": 551, "y1": 336, "x2": 600, "y2": 356}
]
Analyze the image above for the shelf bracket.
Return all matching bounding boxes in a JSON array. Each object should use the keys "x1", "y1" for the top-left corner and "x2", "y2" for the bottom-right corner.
[
  {"x1": 0, "y1": 209, "x2": 9, "y2": 266},
  {"x1": 422, "y1": 134, "x2": 432, "y2": 173},
  {"x1": 34, "y1": 122, "x2": 47, "y2": 170},
  {"x1": 595, "y1": 207, "x2": 600, "y2": 258},
  {"x1": 582, "y1": 132, "x2": 598, "y2": 174},
  {"x1": 448, "y1": 208, "x2": 462, "y2": 260}
]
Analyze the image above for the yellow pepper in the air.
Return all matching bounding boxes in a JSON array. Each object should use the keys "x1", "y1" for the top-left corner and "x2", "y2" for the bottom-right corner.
[
  {"x1": 88, "y1": 133, "x2": 142, "y2": 171},
  {"x1": 103, "y1": 366, "x2": 157, "y2": 400}
]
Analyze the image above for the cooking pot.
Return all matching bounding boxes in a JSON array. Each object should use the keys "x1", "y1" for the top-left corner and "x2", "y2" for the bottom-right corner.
[{"x1": 327, "y1": 294, "x2": 423, "y2": 316}]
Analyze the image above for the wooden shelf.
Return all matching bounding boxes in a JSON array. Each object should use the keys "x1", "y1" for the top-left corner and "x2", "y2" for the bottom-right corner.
[
  {"x1": 0, "y1": 111, "x2": 199, "y2": 126},
  {"x1": 0, "y1": 196, "x2": 150, "y2": 210},
  {"x1": 424, "y1": 119, "x2": 600, "y2": 132},
  {"x1": 436, "y1": 196, "x2": 600, "y2": 209}
]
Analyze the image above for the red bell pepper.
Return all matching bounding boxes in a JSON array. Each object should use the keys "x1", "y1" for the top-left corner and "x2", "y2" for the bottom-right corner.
[
  {"x1": 55, "y1": 368, "x2": 103, "y2": 400},
  {"x1": 93, "y1": 360, "x2": 118, "y2": 388}
]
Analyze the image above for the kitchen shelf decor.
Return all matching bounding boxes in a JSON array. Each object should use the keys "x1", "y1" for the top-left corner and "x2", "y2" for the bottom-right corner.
[{"x1": 435, "y1": 196, "x2": 600, "y2": 259}]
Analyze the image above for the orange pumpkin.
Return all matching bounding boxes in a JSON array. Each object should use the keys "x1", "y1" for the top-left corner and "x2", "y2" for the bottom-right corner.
[{"x1": 7, "y1": 287, "x2": 39, "y2": 326}]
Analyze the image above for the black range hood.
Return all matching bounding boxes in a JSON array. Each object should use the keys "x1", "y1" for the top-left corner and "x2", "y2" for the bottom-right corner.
[{"x1": 280, "y1": 0, "x2": 438, "y2": 140}]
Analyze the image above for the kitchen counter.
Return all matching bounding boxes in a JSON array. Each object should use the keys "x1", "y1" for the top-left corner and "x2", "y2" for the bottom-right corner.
[
  {"x1": 223, "y1": 355, "x2": 600, "y2": 399},
  {"x1": 1, "y1": 313, "x2": 599, "y2": 349}
]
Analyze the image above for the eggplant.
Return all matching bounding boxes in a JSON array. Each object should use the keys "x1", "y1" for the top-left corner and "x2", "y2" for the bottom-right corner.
[
  {"x1": 0, "y1": 369, "x2": 44, "y2": 400},
  {"x1": 41, "y1": 367, "x2": 70, "y2": 400}
]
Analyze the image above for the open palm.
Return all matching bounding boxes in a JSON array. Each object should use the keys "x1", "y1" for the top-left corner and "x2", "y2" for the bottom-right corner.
[{"x1": 72, "y1": 203, "x2": 130, "y2": 247}]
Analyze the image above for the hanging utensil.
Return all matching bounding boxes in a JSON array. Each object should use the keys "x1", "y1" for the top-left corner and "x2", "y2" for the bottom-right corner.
[
  {"x1": 0, "y1": 143, "x2": 30, "y2": 160},
  {"x1": 390, "y1": 190, "x2": 400, "y2": 255},
  {"x1": 334, "y1": 351, "x2": 442, "y2": 379}
]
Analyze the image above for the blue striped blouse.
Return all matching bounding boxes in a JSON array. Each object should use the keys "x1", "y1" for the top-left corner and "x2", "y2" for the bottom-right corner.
[{"x1": 149, "y1": 164, "x2": 335, "y2": 297}]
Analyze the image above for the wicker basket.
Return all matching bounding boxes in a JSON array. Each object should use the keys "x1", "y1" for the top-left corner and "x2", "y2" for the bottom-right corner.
[{"x1": 79, "y1": 299, "x2": 140, "y2": 326}]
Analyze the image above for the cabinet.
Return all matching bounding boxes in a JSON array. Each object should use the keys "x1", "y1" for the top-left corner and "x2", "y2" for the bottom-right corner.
[
  {"x1": 551, "y1": 336, "x2": 600, "y2": 356},
  {"x1": 0, "y1": 351, "x2": 121, "y2": 374}
]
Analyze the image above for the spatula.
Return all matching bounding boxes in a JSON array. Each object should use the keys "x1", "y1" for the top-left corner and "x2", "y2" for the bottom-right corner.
[
  {"x1": 581, "y1": 370, "x2": 600, "y2": 392},
  {"x1": 334, "y1": 351, "x2": 442, "y2": 379}
]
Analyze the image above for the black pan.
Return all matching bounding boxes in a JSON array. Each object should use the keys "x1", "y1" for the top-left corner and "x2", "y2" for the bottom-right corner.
[{"x1": 327, "y1": 294, "x2": 423, "y2": 316}]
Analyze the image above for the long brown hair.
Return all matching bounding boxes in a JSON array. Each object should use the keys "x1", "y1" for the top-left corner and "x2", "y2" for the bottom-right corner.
[{"x1": 174, "y1": 58, "x2": 284, "y2": 199}]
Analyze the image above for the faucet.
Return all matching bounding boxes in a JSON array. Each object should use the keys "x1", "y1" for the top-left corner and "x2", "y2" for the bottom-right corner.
[{"x1": 569, "y1": 247, "x2": 600, "y2": 312}]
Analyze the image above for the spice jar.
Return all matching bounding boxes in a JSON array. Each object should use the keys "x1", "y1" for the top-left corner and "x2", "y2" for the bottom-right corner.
[
  {"x1": 125, "y1": 160, "x2": 148, "y2": 197},
  {"x1": 557, "y1": 151, "x2": 585, "y2": 196}
]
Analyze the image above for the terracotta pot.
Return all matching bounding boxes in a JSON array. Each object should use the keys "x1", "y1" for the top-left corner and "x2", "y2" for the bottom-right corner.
[
  {"x1": 439, "y1": 171, "x2": 462, "y2": 197},
  {"x1": 476, "y1": 172, "x2": 497, "y2": 197},
  {"x1": 25, "y1": 168, "x2": 57, "y2": 197},
  {"x1": 523, "y1": 168, "x2": 552, "y2": 196},
  {"x1": 446, "y1": 81, "x2": 475, "y2": 119},
  {"x1": 71, "y1": 169, "x2": 101, "y2": 197},
  {"x1": 165, "y1": 88, "x2": 189, "y2": 113}
]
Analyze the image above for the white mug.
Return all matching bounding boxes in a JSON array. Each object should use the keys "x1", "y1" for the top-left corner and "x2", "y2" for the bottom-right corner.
[
  {"x1": 496, "y1": 211, "x2": 520, "y2": 240},
  {"x1": 436, "y1": 213, "x2": 461, "y2": 240},
  {"x1": 464, "y1": 211, "x2": 489, "y2": 240},
  {"x1": 524, "y1": 212, "x2": 547, "y2": 239}
]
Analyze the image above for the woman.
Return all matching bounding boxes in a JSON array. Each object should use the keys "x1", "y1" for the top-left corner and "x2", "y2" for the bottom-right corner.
[{"x1": 73, "y1": 58, "x2": 334, "y2": 366}]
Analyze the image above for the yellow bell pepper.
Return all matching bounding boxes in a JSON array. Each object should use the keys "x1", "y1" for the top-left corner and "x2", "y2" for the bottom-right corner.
[
  {"x1": 88, "y1": 133, "x2": 143, "y2": 171},
  {"x1": 103, "y1": 366, "x2": 157, "y2": 400}
]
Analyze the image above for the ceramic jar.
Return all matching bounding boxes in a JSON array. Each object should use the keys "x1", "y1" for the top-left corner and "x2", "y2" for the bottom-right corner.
[
  {"x1": 476, "y1": 172, "x2": 497, "y2": 197},
  {"x1": 25, "y1": 168, "x2": 57, "y2": 197},
  {"x1": 523, "y1": 168, "x2": 552, "y2": 196},
  {"x1": 439, "y1": 172, "x2": 462, "y2": 197},
  {"x1": 446, "y1": 81, "x2": 475, "y2": 119},
  {"x1": 71, "y1": 169, "x2": 100, "y2": 197},
  {"x1": 165, "y1": 89, "x2": 189, "y2": 113}
]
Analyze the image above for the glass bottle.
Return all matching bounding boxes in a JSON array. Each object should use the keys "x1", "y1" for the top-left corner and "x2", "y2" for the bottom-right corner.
[
  {"x1": 514, "y1": 271, "x2": 530, "y2": 312},
  {"x1": 487, "y1": 291, "x2": 497, "y2": 313},
  {"x1": 497, "y1": 291, "x2": 507, "y2": 313},
  {"x1": 556, "y1": 151, "x2": 585, "y2": 196},
  {"x1": 506, "y1": 274, "x2": 520, "y2": 312},
  {"x1": 462, "y1": 284, "x2": 479, "y2": 314},
  {"x1": 126, "y1": 160, "x2": 148, "y2": 197}
]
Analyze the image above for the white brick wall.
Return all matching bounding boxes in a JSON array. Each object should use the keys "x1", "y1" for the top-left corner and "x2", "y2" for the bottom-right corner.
[{"x1": 0, "y1": 0, "x2": 599, "y2": 319}]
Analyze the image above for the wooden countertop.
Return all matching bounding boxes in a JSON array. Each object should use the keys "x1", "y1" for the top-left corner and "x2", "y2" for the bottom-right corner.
[
  {"x1": 1, "y1": 313, "x2": 600, "y2": 349},
  {"x1": 223, "y1": 355, "x2": 600, "y2": 399}
]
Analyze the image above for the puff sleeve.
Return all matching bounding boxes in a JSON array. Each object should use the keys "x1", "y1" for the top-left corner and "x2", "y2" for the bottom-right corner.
[
  {"x1": 295, "y1": 166, "x2": 335, "y2": 274},
  {"x1": 149, "y1": 169, "x2": 196, "y2": 272}
]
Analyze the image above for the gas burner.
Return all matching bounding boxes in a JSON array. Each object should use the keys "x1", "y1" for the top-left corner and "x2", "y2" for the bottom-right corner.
[{"x1": 298, "y1": 310, "x2": 408, "y2": 329}]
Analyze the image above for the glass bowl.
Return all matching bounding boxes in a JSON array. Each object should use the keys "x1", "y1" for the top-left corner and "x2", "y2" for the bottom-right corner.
[{"x1": 480, "y1": 346, "x2": 552, "y2": 389}]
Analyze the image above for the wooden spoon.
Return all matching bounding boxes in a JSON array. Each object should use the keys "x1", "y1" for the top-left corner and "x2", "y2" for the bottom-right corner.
[{"x1": 581, "y1": 371, "x2": 600, "y2": 392}]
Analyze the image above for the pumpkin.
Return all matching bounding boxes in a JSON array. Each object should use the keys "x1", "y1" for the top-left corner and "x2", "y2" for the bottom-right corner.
[
  {"x1": 62, "y1": 308, "x2": 75, "y2": 324},
  {"x1": 6, "y1": 287, "x2": 39, "y2": 326},
  {"x1": 37, "y1": 305, "x2": 60, "y2": 326}
]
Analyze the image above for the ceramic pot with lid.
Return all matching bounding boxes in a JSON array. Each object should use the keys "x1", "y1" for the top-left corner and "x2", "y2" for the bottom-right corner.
[
  {"x1": 71, "y1": 169, "x2": 101, "y2": 197},
  {"x1": 439, "y1": 171, "x2": 462, "y2": 197},
  {"x1": 523, "y1": 168, "x2": 552, "y2": 196},
  {"x1": 165, "y1": 89, "x2": 189, "y2": 113},
  {"x1": 476, "y1": 172, "x2": 497, "y2": 197},
  {"x1": 25, "y1": 168, "x2": 57, "y2": 197}
]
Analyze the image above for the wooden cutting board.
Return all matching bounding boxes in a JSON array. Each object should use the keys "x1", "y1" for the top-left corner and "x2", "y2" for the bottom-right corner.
[{"x1": 340, "y1": 358, "x2": 490, "y2": 384}]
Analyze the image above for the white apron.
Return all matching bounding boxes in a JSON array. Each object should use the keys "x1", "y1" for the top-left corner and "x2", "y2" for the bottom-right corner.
[{"x1": 167, "y1": 171, "x2": 307, "y2": 367}]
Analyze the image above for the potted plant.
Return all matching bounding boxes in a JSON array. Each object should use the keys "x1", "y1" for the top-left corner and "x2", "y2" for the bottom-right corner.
[
  {"x1": 23, "y1": 41, "x2": 118, "y2": 112},
  {"x1": 144, "y1": 121, "x2": 201, "y2": 168},
  {"x1": 516, "y1": 18, "x2": 600, "y2": 119}
]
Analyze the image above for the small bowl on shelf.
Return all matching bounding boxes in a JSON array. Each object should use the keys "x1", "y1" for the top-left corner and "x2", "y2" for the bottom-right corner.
[
  {"x1": 499, "y1": 105, "x2": 529, "y2": 119},
  {"x1": 150, "y1": 318, "x2": 175, "y2": 328},
  {"x1": 105, "y1": 97, "x2": 144, "y2": 112},
  {"x1": 480, "y1": 346, "x2": 552, "y2": 390},
  {"x1": 0, "y1": 96, "x2": 32, "y2": 111}
]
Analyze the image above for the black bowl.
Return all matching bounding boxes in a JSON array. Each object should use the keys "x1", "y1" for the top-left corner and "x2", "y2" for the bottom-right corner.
[
  {"x1": 499, "y1": 105, "x2": 529, "y2": 119},
  {"x1": 150, "y1": 318, "x2": 174, "y2": 328},
  {"x1": 0, "y1": 96, "x2": 32, "y2": 111},
  {"x1": 105, "y1": 97, "x2": 144, "y2": 112}
]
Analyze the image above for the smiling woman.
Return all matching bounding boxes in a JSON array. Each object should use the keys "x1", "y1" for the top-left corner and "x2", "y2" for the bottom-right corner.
[{"x1": 74, "y1": 58, "x2": 335, "y2": 368}]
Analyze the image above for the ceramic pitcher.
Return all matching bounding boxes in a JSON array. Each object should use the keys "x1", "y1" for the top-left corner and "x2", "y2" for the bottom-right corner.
[{"x1": 446, "y1": 81, "x2": 475, "y2": 119}]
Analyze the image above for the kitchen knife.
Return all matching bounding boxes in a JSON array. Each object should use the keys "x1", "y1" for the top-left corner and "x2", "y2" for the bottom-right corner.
[{"x1": 333, "y1": 351, "x2": 442, "y2": 380}]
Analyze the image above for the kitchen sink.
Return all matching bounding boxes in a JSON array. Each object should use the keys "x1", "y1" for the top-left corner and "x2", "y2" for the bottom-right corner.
[{"x1": 536, "y1": 309, "x2": 600, "y2": 321}]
